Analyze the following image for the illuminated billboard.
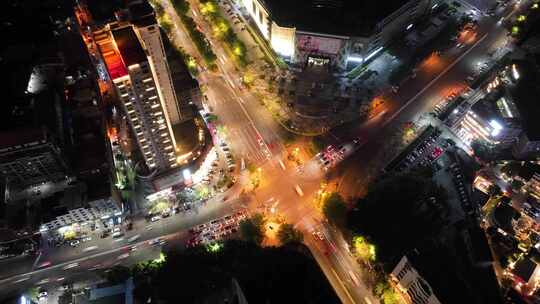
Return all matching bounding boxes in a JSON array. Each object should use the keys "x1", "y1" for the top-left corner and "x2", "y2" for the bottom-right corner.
[{"x1": 297, "y1": 34, "x2": 343, "y2": 55}]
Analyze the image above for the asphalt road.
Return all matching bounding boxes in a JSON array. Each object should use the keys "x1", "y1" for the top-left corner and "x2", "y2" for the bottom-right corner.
[
  {"x1": 333, "y1": 3, "x2": 519, "y2": 199},
  {"x1": 0, "y1": 1, "x2": 526, "y2": 303}
]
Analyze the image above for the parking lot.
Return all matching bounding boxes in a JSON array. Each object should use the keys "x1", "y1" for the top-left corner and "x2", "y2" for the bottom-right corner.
[{"x1": 186, "y1": 210, "x2": 248, "y2": 247}]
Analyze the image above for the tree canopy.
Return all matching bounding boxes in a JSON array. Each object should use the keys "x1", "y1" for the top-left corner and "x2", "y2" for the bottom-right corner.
[
  {"x1": 103, "y1": 265, "x2": 131, "y2": 285},
  {"x1": 277, "y1": 223, "x2": 304, "y2": 245},
  {"x1": 323, "y1": 193, "x2": 347, "y2": 227},
  {"x1": 347, "y1": 172, "x2": 448, "y2": 264},
  {"x1": 471, "y1": 139, "x2": 493, "y2": 161},
  {"x1": 239, "y1": 213, "x2": 265, "y2": 245},
  {"x1": 132, "y1": 240, "x2": 339, "y2": 304}
]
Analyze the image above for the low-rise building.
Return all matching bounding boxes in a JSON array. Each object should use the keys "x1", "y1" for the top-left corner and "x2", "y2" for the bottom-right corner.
[
  {"x1": 390, "y1": 255, "x2": 442, "y2": 304},
  {"x1": 39, "y1": 198, "x2": 122, "y2": 236},
  {"x1": 460, "y1": 94, "x2": 522, "y2": 148},
  {"x1": 510, "y1": 257, "x2": 540, "y2": 296},
  {"x1": 0, "y1": 127, "x2": 68, "y2": 190}
]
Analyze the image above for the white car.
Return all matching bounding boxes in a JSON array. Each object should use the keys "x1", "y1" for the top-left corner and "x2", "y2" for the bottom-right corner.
[
  {"x1": 38, "y1": 290, "x2": 48, "y2": 300},
  {"x1": 70, "y1": 240, "x2": 80, "y2": 247},
  {"x1": 151, "y1": 216, "x2": 160, "y2": 222}
]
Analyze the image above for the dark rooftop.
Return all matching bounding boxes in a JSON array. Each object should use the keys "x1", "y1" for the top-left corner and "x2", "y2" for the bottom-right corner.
[
  {"x1": 261, "y1": 0, "x2": 407, "y2": 37},
  {"x1": 517, "y1": 162, "x2": 540, "y2": 180},
  {"x1": 0, "y1": 127, "x2": 47, "y2": 150},
  {"x1": 128, "y1": 0, "x2": 157, "y2": 27},
  {"x1": 86, "y1": 0, "x2": 124, "y2": 23},
  {"x1": 112, "y1": 26, "x2": 147, "y2": 67},
  {"x1": 513, "y1": 257, "x2": 537, "y2": 282},
  {"x1": 509, "y1": 60, "x2": 540, "y2": 140}
]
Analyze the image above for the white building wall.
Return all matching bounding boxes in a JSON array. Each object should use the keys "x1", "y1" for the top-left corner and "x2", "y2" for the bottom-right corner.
[
  {"x1": 366, "y1": 0, "x2": 431, "y2": 54},
  {"x1": 240, "y1": 0, "x2": 270, "y2": 39},
  {"x1": 114, "y1": 63, "x2": 177, "y2": 171},
  {"x1": 270, "y1": 22, "x2": 295, "y2": 58},
  {"x1": 134, "y1": 23, "x2": 186, "y2": 127}
]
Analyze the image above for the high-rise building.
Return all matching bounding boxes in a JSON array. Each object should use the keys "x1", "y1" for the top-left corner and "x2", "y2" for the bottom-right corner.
[
  {"x1": 96, "y1": 24, "x2": 178, "y2": 171},
  {"x1": 128, "y1": 0, "x2": 189, "y2": 124},
  {"x1": 0, "y1": 127, "x2": 68, "y2": 189}
]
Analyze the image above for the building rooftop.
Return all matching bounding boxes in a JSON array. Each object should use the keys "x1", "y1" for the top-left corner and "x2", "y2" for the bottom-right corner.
[
  {"x1": 112, "y1": 26, "x2": 147, "y2": 67},
  {"x1": 0, "y1": 128, "x2": 47, "y2": 151},
  {"x1": 516, "y1": 162, "x2": 540, "y2": 181},
  {"x1": 97, "y1": 30, "x2": 128, "y2": 80},
  {"x1": 261, "y1": 0, "x2": 407, "y2": 37},
  {"x1": 128, "y1": 0, "x2": 156, "y2": 27},
  {"x1": 509, "y1": 61, "x2": 540, "y2": 141},
  {"x1": 513, "y1": 257, "x2": 537, "y2": 283},
  {"x1": 86, "y1": 0, "x2": 125, "y2": 23}
]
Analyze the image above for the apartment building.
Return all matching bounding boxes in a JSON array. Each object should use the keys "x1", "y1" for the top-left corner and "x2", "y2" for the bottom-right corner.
[{"x1": 96, "y1": 24, "x2": 178, "y2": 171}]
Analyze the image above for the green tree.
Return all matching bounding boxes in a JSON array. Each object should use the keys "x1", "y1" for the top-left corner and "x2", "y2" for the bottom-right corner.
[
  {"x1": 347, "y1": 172, "x2": 449, "y2": 263},
  {"x1": 58, "y1": 290, "x2": 73, "y2": 304},
  {"x1": 511, "y1": 179, "x2": 524, "y2": 190},
  {"x1": 471, "y1": 139, "x2": 493, "y2": 161},
  {"x1": 277, "y1": 223, "x2": 304, "y2": 245},
  {"x1": 323, "y1": 193, "x2": 347, "y2": 227},
  {"x1": 352, "y1": 235, "x2": 376, "y2": 261},
  {"x1": 310, "y1": 136, "x2": 326, "y2": 155},
  {"x1": 239, "y1": 213, "x2": 265, "y2": 245},
  {"x1": 104, "y1": 265, "x2": 131, "y2": 284},
  {"x1": 172, "y1": 0, "x2": 190, "y2": 14}
]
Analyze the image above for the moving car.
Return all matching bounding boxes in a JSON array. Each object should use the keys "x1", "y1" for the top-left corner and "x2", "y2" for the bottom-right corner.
[{"x1": 294, "y1": 185, "x2": 304, "y2": 197}]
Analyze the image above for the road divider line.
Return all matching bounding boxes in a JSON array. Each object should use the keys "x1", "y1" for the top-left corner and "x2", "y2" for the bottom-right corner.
[{"x1": 385, "y1": 33, "x2": 488, "y2": 127}]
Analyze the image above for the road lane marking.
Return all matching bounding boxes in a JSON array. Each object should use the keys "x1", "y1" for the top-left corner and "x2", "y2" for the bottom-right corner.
[
  {"x1": 385, "y1": 33, "x2": 488, "y2": 126},
  {"x1": 331, "y1": 268, "x2": 356, "y2": 304}
]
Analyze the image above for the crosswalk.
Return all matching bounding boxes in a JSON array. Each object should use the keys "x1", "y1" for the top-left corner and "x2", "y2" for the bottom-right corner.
[{"x1": 230, "y1": 125, "x2": 272, "y2": 165}]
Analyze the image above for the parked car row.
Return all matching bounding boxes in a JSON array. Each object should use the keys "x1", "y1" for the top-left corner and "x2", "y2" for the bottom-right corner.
[
  {"x1": 186, "y1": 210, "x2": 248, "y2": 247},
  {"x1": 522, "y1": 202, "x2": 540, "y2": 219},
  {"x1": 220, "y1": 141, "x2": 236, "y2": 173},
  {"x1": 449, "y1": 162, "x2": 474, "y2": 216},
  {"x1": 403, "y1": 135, "x2": 443, "y2": 169}
]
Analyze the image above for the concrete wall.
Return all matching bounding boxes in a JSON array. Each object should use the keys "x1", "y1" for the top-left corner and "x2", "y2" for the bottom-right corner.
[
  {"x1": 240, "y1": 0, "x2": 270, "y2": 39},
  {"x1": 270, "y1": 22, "x2": 296, "y2": 58}
]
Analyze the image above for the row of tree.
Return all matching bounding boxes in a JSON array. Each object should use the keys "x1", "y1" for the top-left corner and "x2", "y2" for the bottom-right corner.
[
  {"x1": 239, "y1": 213, "x2": 303, "y2": 245},
  {"x1": 171, "y1": 0, "x2": 217, "y2": 68}
]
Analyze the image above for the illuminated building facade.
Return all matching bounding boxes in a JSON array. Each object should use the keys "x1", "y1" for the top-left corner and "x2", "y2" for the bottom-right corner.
[
  {"x1": 391, "y1": 255, "x2": 442, "y2": 304},
  {"x1": 239, "y1": 0, "x2": 433, "y2": 69},
  {"x1": 459, "y1": 96, "x2": 522, "y2": 148},
  {"x1": 128, "y1": 0, "x2": 189, "y2": 124},
  {"x1": 96, "y1": 24, "x2": 178, "y2": 171}
]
